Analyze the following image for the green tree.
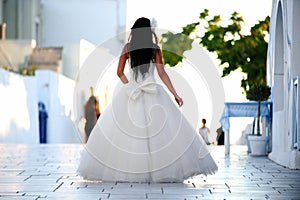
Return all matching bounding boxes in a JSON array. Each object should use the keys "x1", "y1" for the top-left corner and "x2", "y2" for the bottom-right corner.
[{"x1": 161, "y1": 9, "x2": 270, "y2": 91}]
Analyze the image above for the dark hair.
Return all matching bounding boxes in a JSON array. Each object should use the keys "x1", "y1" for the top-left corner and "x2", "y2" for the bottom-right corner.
[{"x1": 128, "y1": 17, "x2": 158, "y2": 81}]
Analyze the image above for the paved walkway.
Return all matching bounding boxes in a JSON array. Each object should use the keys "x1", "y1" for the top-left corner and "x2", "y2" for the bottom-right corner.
[{"x1": 0, "y1": 144, "x2": 299, "y2": 200}]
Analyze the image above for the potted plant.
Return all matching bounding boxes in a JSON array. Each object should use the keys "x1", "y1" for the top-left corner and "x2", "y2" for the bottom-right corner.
[
  {"x1": 246, "y1": 84, "x2": 271, "y2": 155},
  {"x1": 243, "y1": 118, "x2": 255, "y2": 153}
]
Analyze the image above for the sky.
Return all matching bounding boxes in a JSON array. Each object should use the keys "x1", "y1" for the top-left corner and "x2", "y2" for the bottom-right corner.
[{"x1": 127, "y1": 0, "x2": 272, "y2": 34}]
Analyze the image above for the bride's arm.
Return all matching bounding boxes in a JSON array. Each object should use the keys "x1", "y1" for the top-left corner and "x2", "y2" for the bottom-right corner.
[
  {"x1": 117, "y1": 44, "x2": 129, "y2": 84},
  {"x1": 155, "y1": 48, "x2": 183, "y2": 107}
]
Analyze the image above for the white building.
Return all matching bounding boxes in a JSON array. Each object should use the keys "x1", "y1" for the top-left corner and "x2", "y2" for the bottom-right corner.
[
  {"x1": 0, "y1": 0, "x2": 126, "y2": 79},
  {"x1": 267, "y1": 0, "x2": 300, "y2": 169},
  {"x1": 0, "y1": 0, "x2": 126, "y2": 143}
]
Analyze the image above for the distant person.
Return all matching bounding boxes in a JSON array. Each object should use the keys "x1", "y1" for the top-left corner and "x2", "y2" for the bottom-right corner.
[
  {"x1": 38, "y1": 102, "x2": 48, "y2": 143},
  {"x1": 199, "y1": 118, "x2": 210, "y2": 145},
  {"x1": 84, "y1": 87, "x2": 100, "y2": 143},
  {"x1": 216, "y1": 126, "x2": 224, "y2": 145}
]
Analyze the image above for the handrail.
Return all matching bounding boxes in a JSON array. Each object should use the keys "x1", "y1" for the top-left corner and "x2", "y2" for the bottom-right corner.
[
  {"x1": 296, "y1": 76, "x2": 300, "y2": 151},
  {"x1": 292, "y1": 76, "x2": 300, "y2": 151},
  {"x1": 0, "y1": 45, "x2": 13, "y2": 68}
]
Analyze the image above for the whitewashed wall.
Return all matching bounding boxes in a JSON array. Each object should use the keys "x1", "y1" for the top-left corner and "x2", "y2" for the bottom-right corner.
[
  {"x1": 0, "y1": 69, "x2": 79, "y2": 144},
  {"x1": 267, "y1": 0, "x2": 300, "y2": 169},
  {"x1": 0, "y1": 68, "x2": 39, "y2": 143},
  {"x1": 36, "y1": 70, "x2": 80, "y2": 143}
]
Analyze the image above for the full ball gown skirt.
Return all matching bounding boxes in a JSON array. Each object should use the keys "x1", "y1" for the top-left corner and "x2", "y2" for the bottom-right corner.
[{"x1": 77, "y1": 64, "x2": 218, "y2": 182}]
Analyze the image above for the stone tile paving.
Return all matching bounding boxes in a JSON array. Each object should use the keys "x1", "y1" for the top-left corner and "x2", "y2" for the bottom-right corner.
[{"x1": 0, "y1": 144, "x2": 299, "y2": 200}]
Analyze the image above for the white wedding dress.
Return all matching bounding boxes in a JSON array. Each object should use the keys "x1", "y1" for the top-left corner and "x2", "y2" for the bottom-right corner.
[{"x1": 77, "y1": 63, "x2": 218, "y2": 182}]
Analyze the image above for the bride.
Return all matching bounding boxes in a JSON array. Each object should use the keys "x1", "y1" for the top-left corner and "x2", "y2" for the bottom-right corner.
[{"x1": 77, "y1": 17, "x2": 218, "y2": 182}]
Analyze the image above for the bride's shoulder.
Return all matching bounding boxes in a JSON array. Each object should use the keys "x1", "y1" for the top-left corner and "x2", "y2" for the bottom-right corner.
[
  {"x1": 122, "y1": 43, "x2": 130, "y2": 58},
  {"x1": 153, "y1": 44, "x2": 161, "y2": 56},
  {"x1": 123, "y1": 43, "x2": 130, "y2": 50},
  {"x1": 153, "y1": 43, "x2": 160, "y2": 50}
]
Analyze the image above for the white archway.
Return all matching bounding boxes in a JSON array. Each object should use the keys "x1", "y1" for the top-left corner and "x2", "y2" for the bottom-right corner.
[
  {"x1": 269, "y1": 0, "x2": 286, "y2": 162},
  {"x1": 273, "y1": 1, "x2": 284, "y2": 112}
]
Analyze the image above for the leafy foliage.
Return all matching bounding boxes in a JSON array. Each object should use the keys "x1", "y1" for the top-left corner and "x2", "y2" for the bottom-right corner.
[
  {"x1": 246, "y1": 84, "x2": 271, "y2": 102},
  {"x1": 1, "y1": 64, "x2": 36, "y2": 76},
  {"x1": 160, "y1": 9, "x2": 270, "y2": 91},
  {"x1": 161, "y1": 32, "x2": 194, "y2": 67}
]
